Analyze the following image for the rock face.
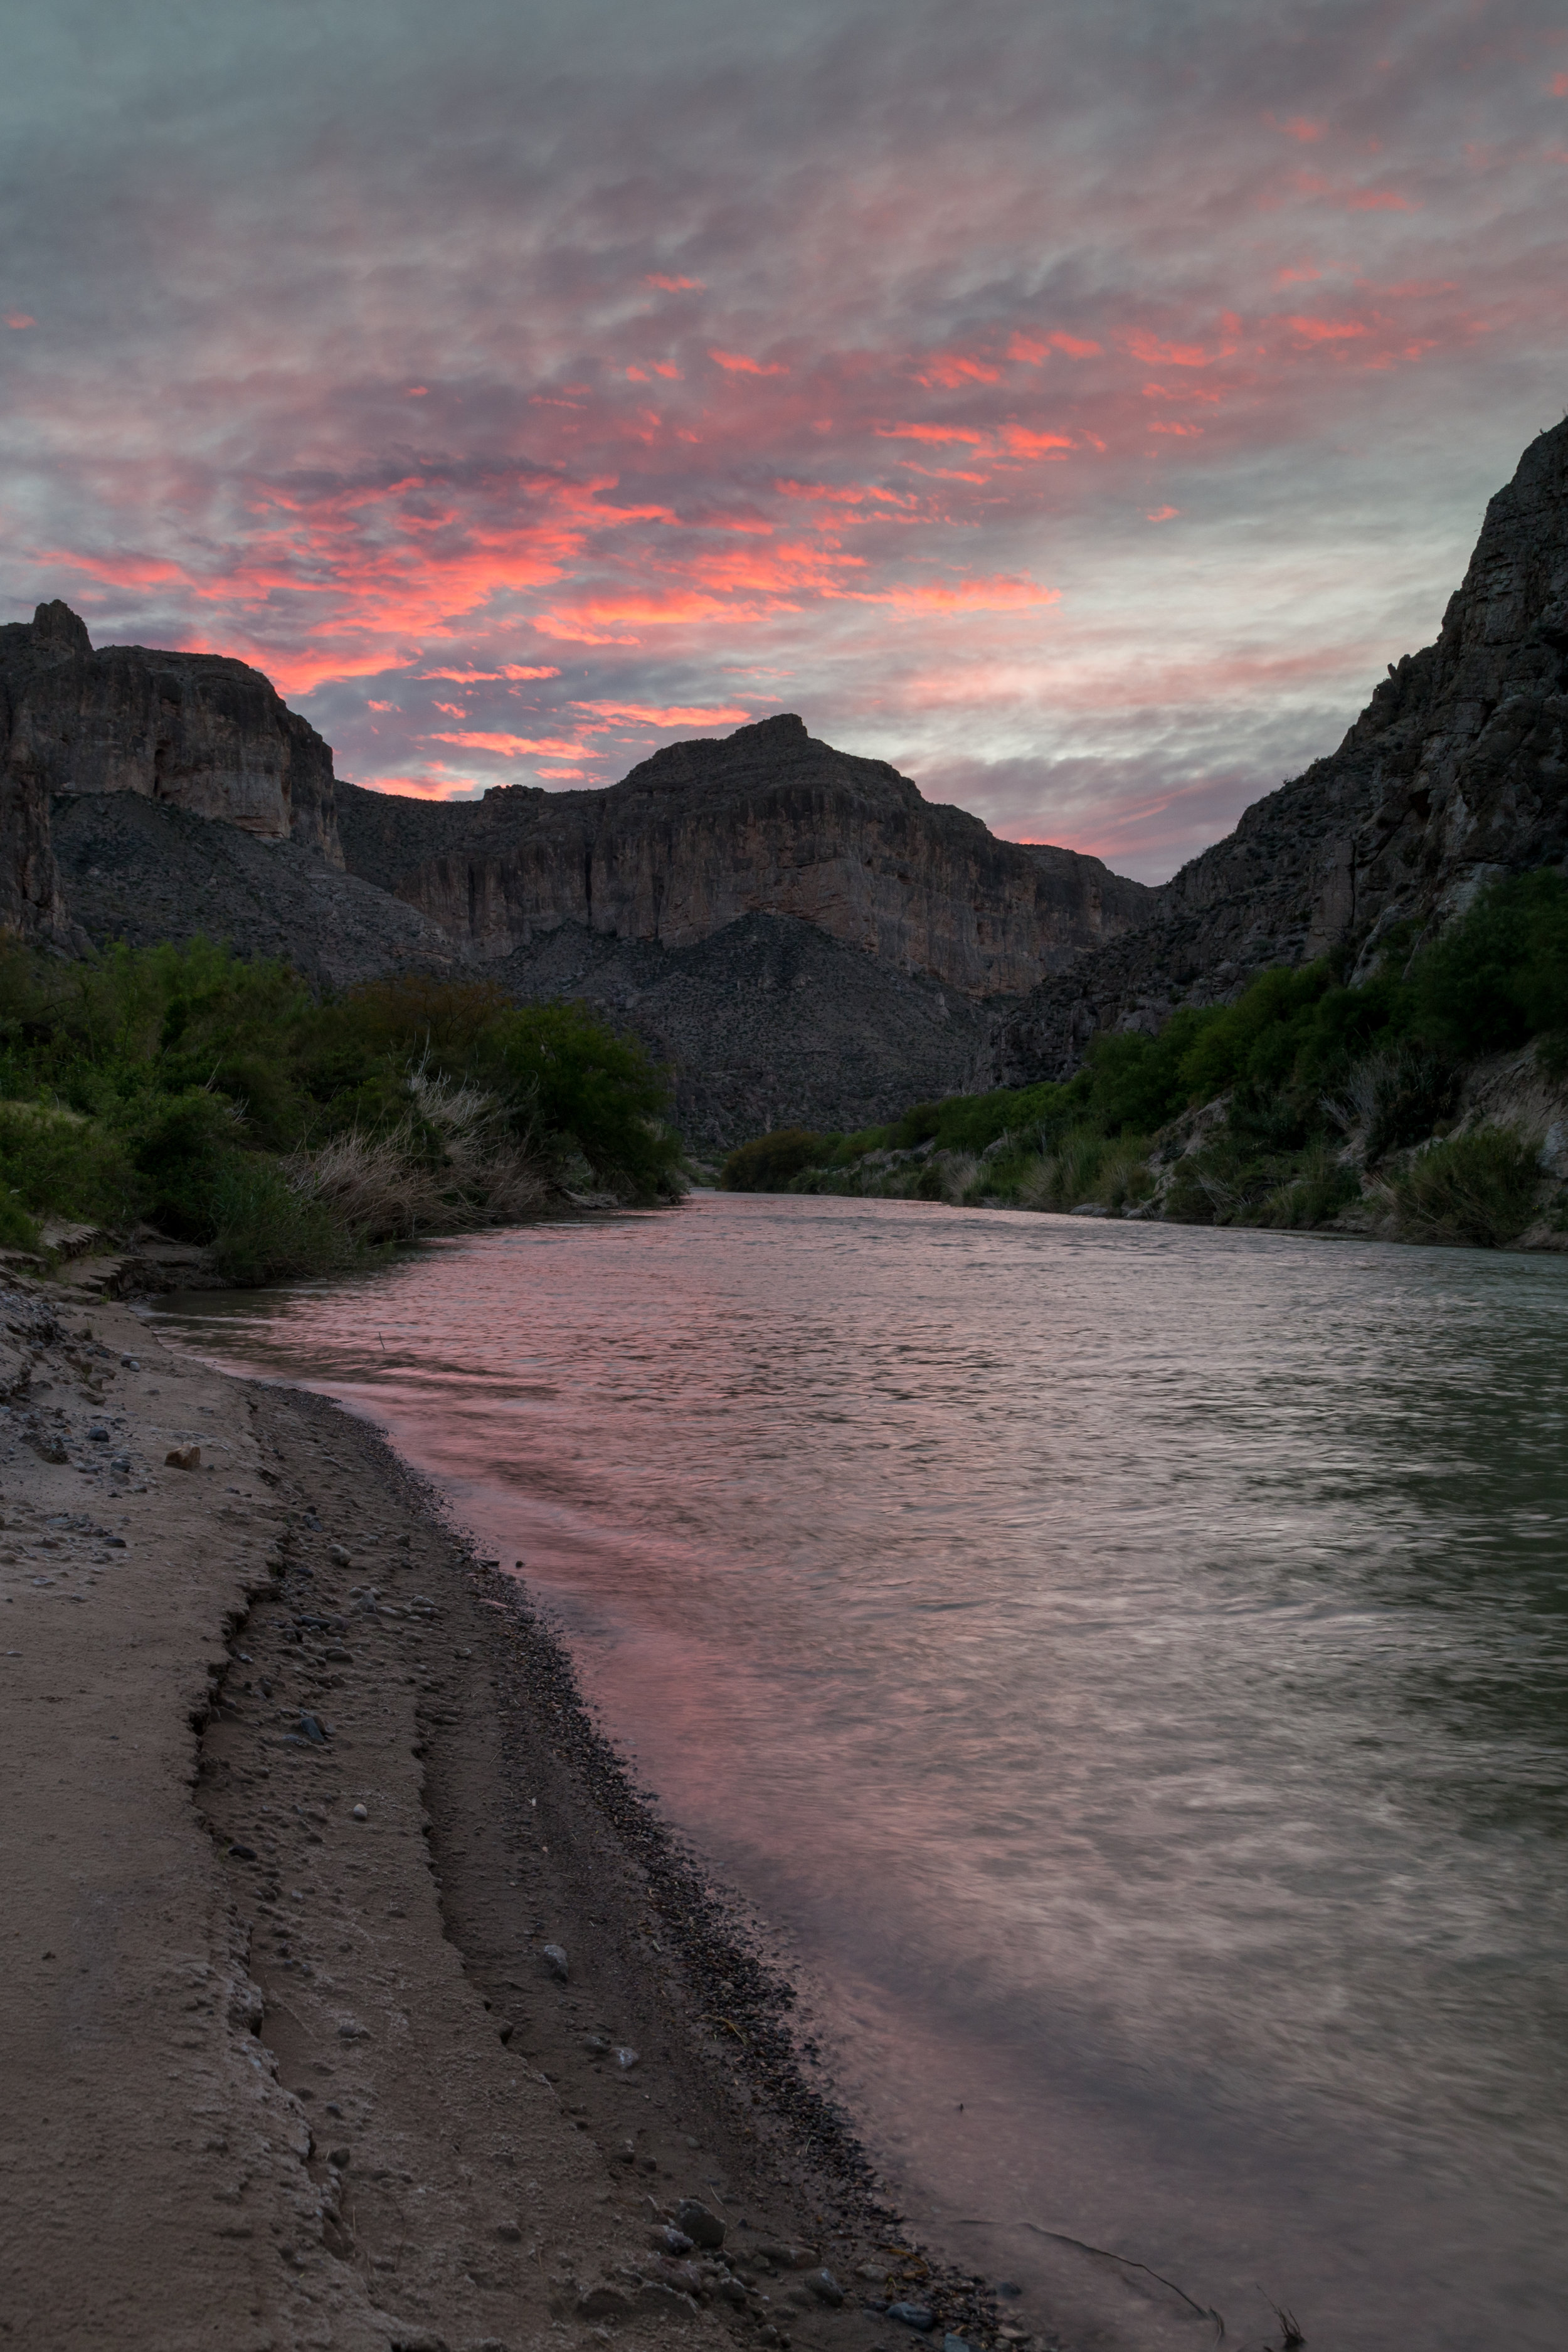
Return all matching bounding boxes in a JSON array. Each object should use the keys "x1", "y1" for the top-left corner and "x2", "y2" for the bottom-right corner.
[
  {"x1": 51, "y1": 792, "x2": 455, "y2": 993},
  {"x1": 485, "y1": 911, "x2": 995, "y2": 1152},
  {"x1": 995, "y1": 418, "x2": 1568, "y2": 1084},
  {"x1": 0, "y1": 601, "x2": 341, "y2": 862},
  {"x1": 337, "y1": 714, "x2": 1152, "y2": 997}
]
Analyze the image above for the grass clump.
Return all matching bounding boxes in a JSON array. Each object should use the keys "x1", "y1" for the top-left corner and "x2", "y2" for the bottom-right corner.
[{"x1": 1385, "y1": 1128, "x2": 1545, "y2": 1247}]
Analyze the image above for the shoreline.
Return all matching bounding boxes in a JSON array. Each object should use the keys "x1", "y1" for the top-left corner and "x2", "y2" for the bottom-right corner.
[{"x1": 1, "y1": 1273, "x2": 1014, "y2": 2352}]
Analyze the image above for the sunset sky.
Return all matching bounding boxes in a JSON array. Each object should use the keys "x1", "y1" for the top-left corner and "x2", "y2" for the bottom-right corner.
[{"x1": 3, "y1": 0, "x2": 1565, "y2": 879}]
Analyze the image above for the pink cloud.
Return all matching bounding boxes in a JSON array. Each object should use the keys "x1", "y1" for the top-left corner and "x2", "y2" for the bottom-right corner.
[
  {"x1": 429, "y1": 730, "x2": 595, "y2": 756},
  {"x1": 417, "y1": 664, "x2": 561, "y2": 681},
  {"x1": 876, "y1": 421, "x2": 988, "y2": 445},
  {"x1": 1145, "y1": 506, "x2": 1180, "y2": 522},
  {"x1": 647, "y1": 274, "x2": 704, "y2": 292},
  {"x1": 918, "y1": 353, "x2": 1002, "y2": 387},
  {"x1": 1285, "y1": 314, "x2": 1372, "y2": 341},
  {"x1": 709, "y1": 349, "x2": 787, "y2": 376},
  {"x1": 573, "y1": 699, "x2": 753, "y2": 726},
  {"x1": 1001, "y1": 426, "x2": 1074, "y2": 458},
  {"x1": 6, "y1": 312, "x2": 36, "y2": 330}
]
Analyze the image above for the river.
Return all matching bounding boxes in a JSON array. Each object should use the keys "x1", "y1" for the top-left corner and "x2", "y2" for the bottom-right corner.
[{"x1": 152, "y1": 1193, "x2": 1568, "y2": 2352}]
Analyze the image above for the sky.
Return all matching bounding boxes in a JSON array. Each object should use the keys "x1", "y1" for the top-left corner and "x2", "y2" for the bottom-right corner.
[{"x1": 2, "y1": 1, "x2": 1565, "y2": 882}]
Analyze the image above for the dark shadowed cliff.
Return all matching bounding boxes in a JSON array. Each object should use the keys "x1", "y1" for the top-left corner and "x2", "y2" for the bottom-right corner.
[
  {"x1": 335, "y1": 714, "x2": 1152, "y2": 997},
  {"x1": 0, "y1": 601, "x2": 341, "y2": 879},
  {"x1": 995, "y1": 417, "x2": 1568, "y2": 1083}
]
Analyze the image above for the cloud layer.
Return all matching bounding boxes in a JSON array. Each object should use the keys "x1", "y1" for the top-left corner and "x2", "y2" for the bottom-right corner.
[{"x1": 3, "y1": 0, "x2": 1565, "y2": 877}]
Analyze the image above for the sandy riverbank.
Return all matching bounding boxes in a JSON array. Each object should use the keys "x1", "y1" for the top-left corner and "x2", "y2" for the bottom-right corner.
[{"x1": 1, "y1": 1274, "x2": 1012, "y2": 2352}]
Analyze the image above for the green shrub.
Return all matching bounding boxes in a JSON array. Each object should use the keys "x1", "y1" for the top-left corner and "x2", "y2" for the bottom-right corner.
[
  {"x1": 0, "y1": 1183, "x2": 39, "y2": 1250},
  {"x1": 1387, "y1": 1127, "x2": 1545, "y2": 1248},
  {"x1": 1411, "y1": 870, "x2": 1568, "y2": 1057},
  {"x1": 1253, "y1": 1143, "x2": 1362, "y2": 1229},
  {"x1": 719, "y1": 1128, "x2": 827, "y2": 1192},
  {"x1": 0, "y1": 936, "x2": 688, "y2": 1278},
  {"x1": 0, "y1": 1101, "x2": 145, "y2": 1227}
]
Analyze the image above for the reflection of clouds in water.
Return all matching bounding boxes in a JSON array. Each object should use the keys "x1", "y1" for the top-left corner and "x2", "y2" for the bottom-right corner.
[{"x1": 155, "y1": 1197, "x2": 1568, "y2": 2350}]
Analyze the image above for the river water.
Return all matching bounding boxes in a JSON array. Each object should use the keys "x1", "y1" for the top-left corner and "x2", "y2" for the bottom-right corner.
[{"x1": 153, "y1": 1194, "x2": 1568, "y2": 2352}]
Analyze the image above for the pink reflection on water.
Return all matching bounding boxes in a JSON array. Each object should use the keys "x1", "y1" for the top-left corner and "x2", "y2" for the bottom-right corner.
[{"x1": 156, "y1": 1197, "x2": 1568, "y2": 2352}]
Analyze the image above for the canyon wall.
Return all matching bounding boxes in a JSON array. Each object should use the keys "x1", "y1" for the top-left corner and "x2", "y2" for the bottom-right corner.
[
  {"x1": 337, "y1": 713, "x2": 1152, "y2": 998},
  {"x1": 0, "y1": 601, "x2": 341, "y2": 869},
  {"x1": 994, "y1": 416, "x2": 1568, "y2": 1084}
]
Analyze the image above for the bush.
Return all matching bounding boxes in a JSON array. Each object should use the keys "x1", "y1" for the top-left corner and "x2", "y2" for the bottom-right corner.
[
  {"x1": 0, "y1": 1101, "x2": 145, "y2": 1227},
  {"x1": 0, "y1": 936, "x2": 687, "y2": 1279},
  {"x1": 0, "y1": 1184, "x2": 39, "y2": 1250},
  {"x1": 1387, "y1": 1127, "x2": 1545, "y2": 1248},
  {"x1": 720, "y1": 1128, "x2": 827, "y2": 1191},
  {"x1": 208, "y1": 1160, "x2": 353, "y2": 1287},
  {"x1": 1411, "y1": 870, "x2": 1568, "y2": 1057}
]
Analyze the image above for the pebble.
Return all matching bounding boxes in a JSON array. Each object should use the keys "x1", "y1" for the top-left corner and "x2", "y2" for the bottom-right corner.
[
  {"x1": 613, "y1": 2044, "x2": 640, "y2": 2070},
  {"x1": 649, "y1": 2225, "x2": 694, "y2": 2258},
  {"x1": 109, "y1": 1458, "x2": 130, "y2": 1474},
  {"x1": 328, "y1": 2147, "x2": 351, "y2": 2169},
  {"x1": 674, "y1": 2198, "x2": 724, "y2": 2250},
  {"x1": 887, "y1": 2305, "x2": 936, "y2": 2332},
  {"x1": 299, "y1": 1712, "x2": 330, "y2": 1745},
  {"x1": 329, "y1": 1542, "x2": 349, "y2": 1564},
  {"x1": 87, "y1": 1426, "x2": 109, "y2": 1443},
  {"x1": 541, "y1": 1942, "x2": 569, "y2": 1981},
  {"x1": 805, "y1": 2270, "x2": 845, "y2": 2307},
  {"x1": 352, "y1": 1803, "x2": 368, "y2": 1821},
  {"x1": 164, "y1": 1444, "x2": 200, "y2": 1471}
]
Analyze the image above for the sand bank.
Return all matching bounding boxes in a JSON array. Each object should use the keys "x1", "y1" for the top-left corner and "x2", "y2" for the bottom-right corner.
[{"x1": 1, "y1": 1275, "x2": 1010, "y2": 2352}]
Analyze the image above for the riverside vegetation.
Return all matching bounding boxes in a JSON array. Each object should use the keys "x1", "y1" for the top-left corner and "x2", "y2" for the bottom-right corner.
[
  {"x1": 0, "y1": 938, "x2": 686, "y2": 1281},
  {"x1": 722, "y1": 869, "x2": 1568, "y2": 1251}
]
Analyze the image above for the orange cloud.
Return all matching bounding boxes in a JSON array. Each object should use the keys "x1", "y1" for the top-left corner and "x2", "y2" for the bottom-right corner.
[
  {"x1": 709, "y1": 349, "x2": 787, "y2": 376},
  {"x1": 573, "y1": 700, "x2": 753, "y2": 726},
  {"x1": 876, "y1": 421, "x2": 988, "y2": 445},
  {"x1": 417, "y1": 664, "x2": 561, "y2": 681},
  {"x1": 1002, "y1": 426, "x2": 1074, "y2": 458},
  {"x1": 1148, "y1": 420, "x2": 1202, "y2": 435},
  {"x1": 775, "y1": 479, "x2": 906, "y2": 506},
  {"x1": 6, "y1": 312, "x2": 36, "y2": 329},
  {"x1": 647, "y1": 274, "x2": 704, "y2": 291},
  {"x1": 1146, "y1": 507, "x2": 1180, "y2": 522},
  {"x1": 918, "y1": 354, "x2": 1002, "y2": 387},
  {"x1": 429, "y1": 730, "x2": 593, "y2": 756}
]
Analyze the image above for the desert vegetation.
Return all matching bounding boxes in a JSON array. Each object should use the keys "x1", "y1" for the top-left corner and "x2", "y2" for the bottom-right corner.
[
  {"x1": 0, "y1": 939, "x2": 686, "y2": 1281},
  {"x1": 722, "y1": 869, "x2": 1568, "y2": 1249}
]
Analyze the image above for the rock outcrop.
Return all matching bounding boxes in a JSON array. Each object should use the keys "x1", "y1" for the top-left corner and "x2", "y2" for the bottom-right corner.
[
  {"x1": 995, "y1": 417, "x2": 1568, "y2": 1084},
  {"x1": 0, "y1": 601, "x2": 341, "y2": 864},
  {"x1": 51, "y1": 791, "x2": 455, "y2": 993},
  {"x1": 337, "y1": 714, "x2": 1152, "y2": 997}
]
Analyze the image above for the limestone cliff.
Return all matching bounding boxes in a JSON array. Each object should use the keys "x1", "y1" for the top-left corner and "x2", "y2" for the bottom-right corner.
[
  {"x1": 0, "y1": 601, "x2": 341, "y2": 864},
  {"x1": 337, "y1": 714, "x2": 1152, "y2": 998},
  {"x1": 995, "y1": 417, "x2": 1568, "y2": 1084}
]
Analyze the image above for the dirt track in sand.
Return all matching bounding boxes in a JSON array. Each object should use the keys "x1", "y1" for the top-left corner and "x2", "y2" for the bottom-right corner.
[{"x1": 1, "y1": 1279, "x2": 1014, "y2": 2352}]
